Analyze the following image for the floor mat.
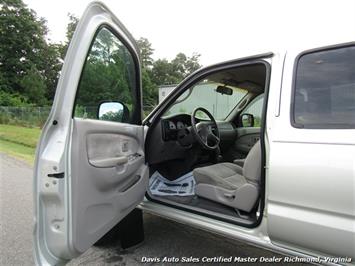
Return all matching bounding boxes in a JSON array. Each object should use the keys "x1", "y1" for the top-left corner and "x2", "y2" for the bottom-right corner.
[{"x1": 149, "y1": 171, "x2": 195, "y2": 196}]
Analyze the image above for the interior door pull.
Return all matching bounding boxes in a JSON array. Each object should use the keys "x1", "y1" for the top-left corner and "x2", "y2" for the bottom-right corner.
[{"x1": 90, "y1": 156, "x2": 128, "y2": 168}]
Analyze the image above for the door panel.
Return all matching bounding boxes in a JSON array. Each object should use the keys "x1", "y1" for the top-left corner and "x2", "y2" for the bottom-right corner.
[
  {"x1": 227, "y1": 127, "x2": 260, "y2": 160},
  {"x1": 87, "y1": 134, "x2": 140, "y2": 169},
  {"x1": 235, "y1": 128, "x2": 260, "y2": 155},
  {"x1": 33, "y1": 2, "x2": 144, "y2": 265},
  {"x1": 71, "y1": 118, "x2": 148, "y2": 253}
]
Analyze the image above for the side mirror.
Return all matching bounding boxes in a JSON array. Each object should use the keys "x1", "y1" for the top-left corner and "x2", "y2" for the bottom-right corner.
[
  {"x1": 98, "y1": 101, "x2": 129, "y2": 122},
  {"x1": 241, "y1": 113, "x2": 254, "y2": 127}
]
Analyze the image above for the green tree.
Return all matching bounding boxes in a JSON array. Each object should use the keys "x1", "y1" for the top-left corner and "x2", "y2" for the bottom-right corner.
[
  {"x1": 142, "y1": 68, "x2": 158, "y2": 107},
  {"x1": 58, "y1": 13, "x2": 78, "y2": 59},
  {"x1": 136, "y1": 38, "x2": 158, "y2": 107},
  {"x1": 171, "y1": 52, "x2": 201, "y2": 79},
  {"x1": 42, "y1": 43, "x2": 63, "y2": 100},
  {"x1": 20, "y1": 65, "x2": 47, "y2": 105},
  {"x1": 75, "y1": 28, "x2": 136, "y2": 119},
  {"x1": 151, "y1": 53, "x2": 201, "y2": 86},
  {"x1": 0, "y1": 0, "x2": 61, "y2": 105},
  {"x1": 137, "y1": 37, "x2": 154, "y2": 68},
  {"x1": 66, "y1": 14, "x2": 79, "y2": 43},
  {"x1": 0, "y1": 90, "x2": 29, "y2": 106},
  {"x1": 151, "y1": 58, "x2": 176, "y2": 85},
  {"x1": 54, "y1": 15, "x2": 200, "y2": 109},
  {"x1": 183, "y1": 53, "x2": 201, "y2": 74},
  {"x1": 100, "y1": 110, "x2": 123, "y2": 122}
]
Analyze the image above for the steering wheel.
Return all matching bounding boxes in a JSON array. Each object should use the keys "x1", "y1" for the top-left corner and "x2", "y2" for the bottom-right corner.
[{"x1": 191, "y1": 107, "x2": 220, "y2": 150}]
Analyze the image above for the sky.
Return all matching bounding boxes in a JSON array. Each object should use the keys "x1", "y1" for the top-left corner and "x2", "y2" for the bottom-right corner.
[{"x1": 23, "y1": 0, "x2": 355, "y2": 66}]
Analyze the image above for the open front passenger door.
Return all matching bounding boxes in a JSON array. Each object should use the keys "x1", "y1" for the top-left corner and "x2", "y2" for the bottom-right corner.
[{"x1": 33, "y1": 2, "x2": 148, "y2": 265}]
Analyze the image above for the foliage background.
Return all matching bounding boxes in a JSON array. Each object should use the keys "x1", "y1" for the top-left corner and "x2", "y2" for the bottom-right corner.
[{"x1": 0, "y1": 0, "x2": 202, "y2": 127}]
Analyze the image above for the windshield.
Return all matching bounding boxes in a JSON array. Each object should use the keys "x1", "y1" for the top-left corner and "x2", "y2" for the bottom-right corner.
[{"x1": 164, "y1": 80, "x2": 248, "y2": 120}]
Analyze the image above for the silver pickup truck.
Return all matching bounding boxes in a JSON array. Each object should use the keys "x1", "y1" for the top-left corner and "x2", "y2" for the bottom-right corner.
[{"x1": 33, "y1": 2, "x2": 355, "y2": 265}]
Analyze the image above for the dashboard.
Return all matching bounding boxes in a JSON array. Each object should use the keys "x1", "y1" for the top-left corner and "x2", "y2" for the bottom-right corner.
[
  {"x1": 161, "y1": 113, "x2": 237, "y2": 143},
  {"x1": 161, "y1": 114, "x2": 192, "y2": 141},
  {"x1": 146, "y1": 113, "x2": 237, "y2": 165},
  {"x1": 167, "y1": 120, "x2": 189, "y2": 130}
]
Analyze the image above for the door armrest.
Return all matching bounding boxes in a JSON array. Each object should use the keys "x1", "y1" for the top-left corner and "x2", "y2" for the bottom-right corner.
[{"x1": 90, "y1": 156, "x2": 128, "y2": 168}]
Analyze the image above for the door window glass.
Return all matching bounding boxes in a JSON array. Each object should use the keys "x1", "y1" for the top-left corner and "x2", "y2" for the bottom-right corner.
[
  {"x1": 74, "y1": 27, "x2": 139, "y2": 123},
  {"x1": 293, "y1": 45, "x2": 355, "y2": 128}
]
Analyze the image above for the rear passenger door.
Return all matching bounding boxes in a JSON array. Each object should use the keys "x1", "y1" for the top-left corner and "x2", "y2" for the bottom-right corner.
[{"x1": 268, "y1": 43, "x2": 355, "y2": 260}]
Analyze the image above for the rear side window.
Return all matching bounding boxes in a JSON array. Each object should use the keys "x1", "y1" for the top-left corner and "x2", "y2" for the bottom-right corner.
[{"x1": 292, "y1": 45, "x2": 355, "y2": 129}]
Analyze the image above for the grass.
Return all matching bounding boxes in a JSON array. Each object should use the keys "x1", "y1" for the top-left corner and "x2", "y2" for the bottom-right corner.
[
  {"x1": 0, "y1": 139, "x2": 36, "y2": 164},
  {"x1": 0, "y1": 124, "x2": 41, "y2": 164}
]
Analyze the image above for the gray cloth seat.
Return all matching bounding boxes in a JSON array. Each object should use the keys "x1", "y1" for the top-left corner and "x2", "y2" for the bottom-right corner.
[{"x1": 193, "y1": 141, "x2": 261, "y2": 212}]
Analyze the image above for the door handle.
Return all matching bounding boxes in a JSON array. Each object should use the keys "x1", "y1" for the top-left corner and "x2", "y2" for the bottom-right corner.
[{"x1": 89, "y1": 156, "x2": 128, "y2": 168}]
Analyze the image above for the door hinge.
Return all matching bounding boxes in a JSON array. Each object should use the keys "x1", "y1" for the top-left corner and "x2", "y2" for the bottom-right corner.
[{"x1": 47, "y1": 172, "x2": 64, "y2": 179}]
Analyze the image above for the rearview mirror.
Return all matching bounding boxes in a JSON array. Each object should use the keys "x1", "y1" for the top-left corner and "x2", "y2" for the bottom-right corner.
[
  {"x1": 216, "y1": 86, "x2": 233, "y2": 95},
  {"x1": 98, "y1": 101, "x2": 129, "y2": 122},
  {"x1": 241, "y1": 113, "x2": 254, "y2": 127}
]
